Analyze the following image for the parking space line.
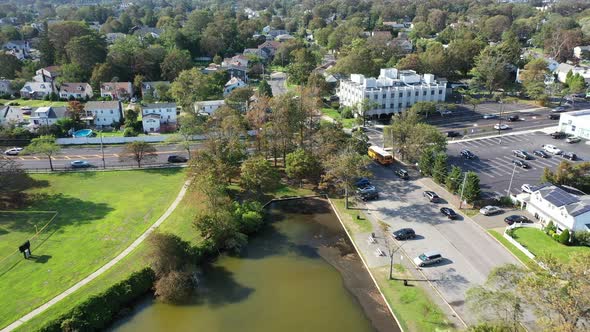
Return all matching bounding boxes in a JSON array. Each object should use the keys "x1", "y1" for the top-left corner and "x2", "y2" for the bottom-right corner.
[
  {"x1": 488, "y1": 158, "x2": 520, "y2": 174},
  {"x1": 469, "y1": 140, "x2": 492, "y2": 148},
  {"x1": 469, "y1": 160, "x2": 505, "y2": 177},
  {"x1": 462, "y1": 163, "x2": 496, "y2": 178},
  {"x1": 533, "y1": 158, "x2": 558, "y2": 168}
]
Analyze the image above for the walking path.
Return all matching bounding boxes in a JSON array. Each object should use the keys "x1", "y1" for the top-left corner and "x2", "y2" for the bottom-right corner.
[{"x1": 1, "y1": 180, "x2": 191, "y2": 332}]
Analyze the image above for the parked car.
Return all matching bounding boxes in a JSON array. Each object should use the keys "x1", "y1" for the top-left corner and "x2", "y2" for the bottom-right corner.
[
  {"x1": 566, "y1": 136, "x2": 581, "y2": 144},
  {"x1": 482, "y1": 114, "x2": 497, "y2": 119},
  {"x1": 393, "y1": 228, "x2": 416, "y2": 240},
  {"x1": 507, "y1": 115, "x2": 519, "y2": 121},
  {"x1": 460, "y1": 149, "x2": 476, "y2": 159},
  {"x1": 355, "y1": 178, "x2": 371, "y2": 188},
  {"x1": 356, "y1": 186, "x2": 377, "y2": 195},
  {"x1": 562, "y1": 152, "x2": 577, "y2": 161},
  {"x1": 479, "y1": 205, "x2": 503, "y2": 216},
  {"x1": 512, "y1": 150, "x2": 531, "y2": 160},
  {"x1": 21, "y1": 106, "x2": 32, "y2": 115},
  {"x1": 533, "y1": 150, "x2": 549, "y2": 158},
  {"x1": 439, "y1": 110, "x2": 453, "y2": 116},
  {"x1": 548, "y1": 113, "x2": 560, "y2": 120},
  {"x1": 512, "y1": 159, "x2": 530, "y2": 169},
  {"x1": 550, "y1": 132, "x2": 567, "y2": 139},
  {"x1": 521, "y1": 184, "x2": 534, "y2": 193},
  {"x1": 494, "y1": 123, "x2": 510, "y2": 130},
  {"x1": 447, "y1": 131, "x2": 461, "y2": 138},
  {"x1": 551, "y1": 106, "x2": 568, "y2": 113},
  {"x1": 4, "y1": 147, "x2": 23, "y2": 155},
  {"x1": 394, "y1": 168, "x2": 409, "y2": 179},
  {"x1": 413, "y1": 251, "x2": 444, "y2": 267},
  {"x1": 440, "y1": 207, "x2": 458, "y2": 219},
  {"x1": 70, "y1": 160, "x2": 90, "y2": 168},
  {"x1": 423, "y1": 191, "x2": 441, "y2": 203},
  {"x1": 360, "y1": 190, "x2": 379, "y2": 201},
  {"x1": 504, "y1": 215, "x2": 532, "y2": 225},
  {"x1": 542, "y1": 144, "x2": 562, "y2": 155},
  {"x1": 167, "y1": 155, "x2": 188, "y2": 163}
]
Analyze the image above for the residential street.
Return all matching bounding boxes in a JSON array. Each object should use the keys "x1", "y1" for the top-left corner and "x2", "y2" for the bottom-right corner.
[{"x1": 269, "y1": 72, "x2": 287, "y2": 96}]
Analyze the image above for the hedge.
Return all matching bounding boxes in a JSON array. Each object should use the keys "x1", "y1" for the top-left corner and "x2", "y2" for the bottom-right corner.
[{"x1": 38, "y1": 267, "x2": 155, "y2": 332}]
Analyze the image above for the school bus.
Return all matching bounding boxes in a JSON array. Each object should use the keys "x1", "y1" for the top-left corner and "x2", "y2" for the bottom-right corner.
[{"x1": 368, "y1": 146, "x2": 394, "y2": 165}]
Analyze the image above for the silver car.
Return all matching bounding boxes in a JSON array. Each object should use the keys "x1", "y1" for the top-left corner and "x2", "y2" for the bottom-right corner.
[{"x1": 413, "y1": 251, "x2": 443, "y2": 267}]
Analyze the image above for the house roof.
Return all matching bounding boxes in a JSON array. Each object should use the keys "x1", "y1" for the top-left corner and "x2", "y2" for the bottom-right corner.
[
  {"x1": 101, "y1": 82, "x2": 132, "y2": 92},
  {"x1": 21, "y1": 82, "x2": 53, "y2": 92},
  {"x1": 85, "y1": 100, "x2": 121, "y2": 110},
  {"x1": 1, "y1": 106, "x2": 22, "y2": 121},
  {"x1": 532, "y1": 184, "x2": 590, "y2": 218},
  {"x1": 258, "y1": 41, "x2": 281, "y2": 50},
  {"x1": 195, "y1": 100, "x2": 225, "y2": 106},
  {"x1": 555, "y1": 63, "x2": 574, "y2": 74},
  {"x1": 143, "y1": 114, "x2": 161, "y2": 120},
  {"x1": 59, "y1": 83, "x2": 91, "y2": 94},
  {"x1": 225, "y1": 77, "x2": 245, "y2": 87},
  {"x1": 143, "y1": 103, "x2": 176, "y2": 109},
  {"x1": 34, "y1": 106, "x2": 67, "y2": 119}
]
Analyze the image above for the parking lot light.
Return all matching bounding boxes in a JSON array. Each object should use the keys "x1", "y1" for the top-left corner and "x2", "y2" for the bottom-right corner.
[{"x1": 506, "y1": 163, "x2": 517, "y2": 196}]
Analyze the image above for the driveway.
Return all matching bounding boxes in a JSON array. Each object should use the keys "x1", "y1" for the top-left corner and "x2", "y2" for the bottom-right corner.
[{"x1": 269, "y1": 72, "x2": 287, "y2": 96}]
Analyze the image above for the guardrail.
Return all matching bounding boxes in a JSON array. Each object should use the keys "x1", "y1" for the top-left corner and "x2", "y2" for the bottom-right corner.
[{"x1": 23, "y1": 163, "x2": 187, "y2": 173}]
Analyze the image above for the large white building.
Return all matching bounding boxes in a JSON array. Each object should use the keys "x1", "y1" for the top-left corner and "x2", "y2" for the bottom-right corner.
[
  {"x1": 337, "y1": 68, "x2": 447, "y2": 117},
  {"x1": 141, "y1": 103, "x2": 177, "y2": 133},
  {"x1": 558, "y1": 109, "x2": 590, "y2": 139},
  {"x1": 84, "y1": 101, "x2": 123, "y2": 128}
]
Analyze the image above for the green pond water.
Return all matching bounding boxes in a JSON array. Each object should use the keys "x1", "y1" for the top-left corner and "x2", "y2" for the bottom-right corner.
[{"x1": 111, "y1": 199, "x2": 391, "y2": 332}]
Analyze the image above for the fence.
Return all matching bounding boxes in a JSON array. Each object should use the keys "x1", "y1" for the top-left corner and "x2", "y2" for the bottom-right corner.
[
  {"x1": 55, "y1": 135, "x2": 207, "y2": 145},
  {"x1": 24, "y1": 163, "x2": 186, "y2": 173}
]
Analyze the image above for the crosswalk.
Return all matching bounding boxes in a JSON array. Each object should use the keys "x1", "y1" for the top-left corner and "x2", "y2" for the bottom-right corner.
[
  {"x1": 461, "y1": 155, "x2": 564, "y2": 179},
  {"x1": 455, "y1": 134, "x2": 532, "y2": 149}
]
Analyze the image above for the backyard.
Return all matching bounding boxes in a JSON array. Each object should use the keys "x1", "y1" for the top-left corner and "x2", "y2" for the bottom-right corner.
[
  {"x1": 0, "y1": 169, "x2": 185, "y2": 329},
  {"x1": 511, "y1": 227, "x2": 590, "y2": 263},
  {"x1": 0, "y1": 99, "x2": 68, "y2": 108},
  {"x1": 321, "y1": 108, "x2": 356, "y2": 129}
]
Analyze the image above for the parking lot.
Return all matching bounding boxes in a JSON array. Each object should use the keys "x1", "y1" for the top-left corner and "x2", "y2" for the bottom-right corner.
[{"x1": 447, "y1": 131, "x2": 589, "y2": 198}]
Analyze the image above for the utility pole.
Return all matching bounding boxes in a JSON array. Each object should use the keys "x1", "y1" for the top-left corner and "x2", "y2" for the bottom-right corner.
[
  {"x1": 497, "y1": 100, "x2": 504, "y2": 144},
  {"x1": 507, "y1": 163, "x2": 517, "y2": 197},
  {"x1": 99, "y1": 131, "x2": 106, "y2": 169},
  {"x1": 459, "y1": 172, "x2": 467, "y2": 209}
]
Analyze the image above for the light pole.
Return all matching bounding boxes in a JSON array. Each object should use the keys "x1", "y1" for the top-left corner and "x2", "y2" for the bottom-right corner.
[
  {"x1": 459, "y1": 172, "x2": 468, "y2": 209},
  {"x1": 507, "y1": 163, "x2": 517, "y2": 197},
  {"x1": 99, "y1": 130, "x2": 106, "y2": 169},
  {"x1": 497, "y1": 100, "x2": 504, "y2": 144}
]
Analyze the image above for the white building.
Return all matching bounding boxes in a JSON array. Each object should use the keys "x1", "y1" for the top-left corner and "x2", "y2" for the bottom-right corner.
[
  {"x1": 84, "y1": 101, "x2": 123, "y2": 128},
  {"x1": 58, "y1": 83, "x2": 93, "y2": 100},
  {"x1": 141, "y1": 103, "x2": 177, "y2": 133},
  {"x1": 0, "y1": 106, "x2": 23, "y2": 127},
  {"x1": 554, "y1": 63, "x2": 590, "y2": 84},
  {"x1": 521, "y1": 184, "x2": 590, "y2": 232},
  {"x1": 29, "y1": 106, "x2": 67, "y2": 127},
  {"x1": 223, "y1": 77, "x2": 246, "y2": 96},
  {"x1": 194, "y1": 100, "x2": 225, "y2": 115},
  {"x1": 142, "y1": 114, "x2": 161, "y2": 133},
  {"x1": 20, "y1": 82, "x2": 55, "y2": 99},
  {"x1": 558, "y1": 109, "x2": 590, "y2": 139},
  {"x1": 337, "y1": 68, "x2": 447, "y2": 117},
  {"x1": 573, "y1": 46, "x2": 590, "y2": 59}
]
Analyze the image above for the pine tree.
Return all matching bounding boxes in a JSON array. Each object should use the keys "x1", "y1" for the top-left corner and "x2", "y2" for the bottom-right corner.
[
  {"x1": 419, "y1": 148, "x2": 435, "y2": 176},
  {"x1": 463, "y1": 172, "x2": 481, "y2": 203},
  {"x1": 432, "y1": 153, "x2": 448, "y2": 184},
  {"x1": 446, "y1": 165, "x2": 463, "y2": 194}
]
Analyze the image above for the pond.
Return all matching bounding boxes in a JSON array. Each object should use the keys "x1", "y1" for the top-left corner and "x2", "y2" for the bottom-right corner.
[{"x1": 111, "y1": 198, "x2": 399, "y2": 332}]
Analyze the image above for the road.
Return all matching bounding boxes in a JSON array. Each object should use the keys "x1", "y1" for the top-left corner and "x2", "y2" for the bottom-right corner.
[{"x1": 269, "y1": 72, "x2": 287, "y2": 96}]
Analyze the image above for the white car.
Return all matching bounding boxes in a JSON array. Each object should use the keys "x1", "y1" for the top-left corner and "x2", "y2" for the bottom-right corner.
[
  {"x1": 494, "y1": 123, "x2": 510, "y2": 130},
  {"x1": 479, "y1": 205, "x2": 503, "y2": 216},
  {"x1": 521, "y1": 184, "x2": 533, "y2": 193},
  {"x1": 4, "y1": 147, "x2": 23, "y2": 155},
  {"x1": 482, "y1": 114, "x2": 497, "y2": 119},
  {"x1": 566, "y1": 136, "x2": 581, "y2": 144},
  {"x1": 439, "y1": 110, "x2": 453, "y2": 116},
  {"x1": 542, "y1": 144, "x2": 562, "y2": 155}
]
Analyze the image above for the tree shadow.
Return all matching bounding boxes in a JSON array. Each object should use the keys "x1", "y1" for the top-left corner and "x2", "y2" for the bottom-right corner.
[
  {"x1": 191, "y1": 263, "x2": 254, "y2": 307},
  {"x1": 0, "y1": 171, "x2": 50, "y2": 209},
  {"x1": 30, "y1": 254, "x2": 52, "y2": 263},
  {"x1": 141, "y1": 168, "x2": 184, "y2": 177}
]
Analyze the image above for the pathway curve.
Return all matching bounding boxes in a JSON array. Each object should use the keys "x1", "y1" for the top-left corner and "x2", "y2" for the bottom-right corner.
[{"x1": 2, "y1": 180, "x2": 191, "y2": 332}]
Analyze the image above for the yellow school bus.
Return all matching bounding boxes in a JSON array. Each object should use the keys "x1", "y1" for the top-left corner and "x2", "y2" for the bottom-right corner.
[{"x1": 368, "y1": 146, "x2": 394, "y2": 165}]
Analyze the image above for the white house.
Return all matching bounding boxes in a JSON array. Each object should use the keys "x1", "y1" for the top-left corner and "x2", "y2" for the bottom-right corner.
[
  {"x1": 558, "y1": 109, "x2": 590, "y2": 139},
  {"x1": 33, "y1": 66, "x2": 60, "y2": 84},
  {"x1": 194, "y1": 100, "x2": 225, "y2": 115},
  {"x1": 3, "y1": 40, "x2": 30, "y2": 53},
  {"x1": 29, "y1": 106, "x2": 67, "y2": 127},
  {"x1": 337, "y1": 68, "x2": 447, "y2": 117},
  {"x1": 84, "y1": 101, "x2": 123, "y2": 128},
  {"x1": 574, "y1": 46, "x2": 590, "y2": 59},
  {"x1": 554, "y1": 63, "x2": 590, "y2": 84},
  {"x1": 0, "y1": 106, "x2": 23, "y2": 127},
  {"x1": 223, "y1": 77, "x2": 246, "y2": 96},
  {"x1": 58, "y1": 83, "x2": 93, "y2": 100},
  {"x1": 141, "y1": 103, "x2": 177, "y2": 133},
  {"x1": 521, "y1": 184, "x2": 590, "y2": 232},
  {"x1": 20, "y1": 82, "x2": 55, "y2": 99},
  {"x1": 0, "y1": 79, "x2": 12, "y2": 95},
  {"x1": 140, "y1": 81, "x2": 170, "y2": 100},
  {"x1": 100, "y1": 82, "x2": 133, "y2": 100}
]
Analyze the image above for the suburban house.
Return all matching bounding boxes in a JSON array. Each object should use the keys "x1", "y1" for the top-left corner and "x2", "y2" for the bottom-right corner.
[
  {"x1": 222, "y1": 55, "x2": 249, "y2": 82},
  {"x1": 34, "y1": 66, "x2": 60, "y2": 84},
  {"x1": 222, "y1": 54, "x2": 249, "y2": 68},
  {"x1": 58, "y1": 83, "x2": 93, "y2": 100},
  {"x1": 29, "y1": 106, "x2": 67, "y2": 127},
  {"x1": 243, "y1": 48, "x2": 268, "y2": 61},
  {"x1": 194, "y1": 100, "x2": 225, "y2": 115},
  {"x1": 266, "y1": 29, "x2": 288, "y2": 40},
  {"x1": 0, "y1": 106, "x2": 23, "y2": 127},
  {"x1": 100, "y1": 82, "x2": 133, "y2": 100},
  {"x1": 257, "y1": 40, "x2": 281, "y2": 59},
  {"x1": 554, "y1": 63, "x2": 590, "y2": 84},
  {"x1": 520, "y1": 184, "x2": 590, "y2": 232},
  {"x1": 0, "y1": 79, "x2": 12, "y2": 95},
  {"x1": 141, "y1": 81, "x2": 170, "y2": 99},
  {"x1": 574, "y1": 46, "x2": 590, "y2": 59},
  {"x1": 558, "y1": 109, "x2": 590, "y2": 139},
  {"x1": 141, "y1": 102, "x2": 177, "y2": 133},
  {"x1": 275, "y1": 34, "x2": 294, "y2": 42},
  {"x1": 3, "y1": 40, "x2": 30, "y2": 53},
  {"x1": 20, "y1": 82, "x2": 55, "y2": 99},
  {"x1": 84, "y1": 101, "x2": 123, "y2": 128},
  {"x1": 223, "y1": 77, "x2": 247, "y2": 96}
]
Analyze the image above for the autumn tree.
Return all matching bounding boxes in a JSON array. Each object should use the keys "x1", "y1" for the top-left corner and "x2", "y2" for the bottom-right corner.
[
  {"x1": 240, "y1": 155, "x2": 279, "y2": 195},
  {"x1": 170, "y1": 68, "x2": 215, "y2": 109},
  {"x1": 541, "y1": 161, "x2": 590, "y2": 193},
  {"x1": 520, "y1": 58, "x2": 549, "y2": 101},
  {"x1": 120, "y1": 141, "x2": 157, "y2": 167},
  {"x1": 23, "y1": 135, "x2": 60, "y2": 171},
  {"x1": 285, "y1": 148, "x2": 322, "y2": 186},
  {"x1": 161, "y1": 48, "x2": 193, "y2": 81},
  {"x1": 322, "y1": 148, "x2": 371, "y2": 208}
]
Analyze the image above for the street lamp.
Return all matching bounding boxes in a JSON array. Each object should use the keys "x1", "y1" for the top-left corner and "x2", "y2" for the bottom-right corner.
[
  {"x1": 497, "y1": 100, "x2": 504, "y2": 144},
  {"x1": 506, "y1": 163, "x2": 517, "y2": 197},
  {"x1": 99, "y1": 130, "x2": 106, "y2": 169}
]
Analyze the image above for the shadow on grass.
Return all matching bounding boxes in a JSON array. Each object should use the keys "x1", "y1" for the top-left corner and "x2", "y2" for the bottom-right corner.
[
  {"x1": 30, "y1": 254, "x2": 52, "y2": 263},
  {"x1": 141, "y1": 168, "x2": 184, "y2": 177}
]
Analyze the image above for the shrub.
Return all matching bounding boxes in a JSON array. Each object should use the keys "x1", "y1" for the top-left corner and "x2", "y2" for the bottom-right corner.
[
  {"x1": 544, "y1": 221, "x2": 556, "y2": 235},
  {"x1": 148, "y1": 232, "x2": 193, "y2": 277},
  {"x1": 154, "y1": 269, "x2": 196, "y2": 303},
  {"x1": 340, "y1": 107, "x2": 354, "y2": 119},
  {"x1": 506, "y1": 228, "x2": 516, "y2": 238},
  {"x1": 573, "y1": 231, "x2": 590, "y2": 247},
  {"x1": 497, "y1": 196, "x2": 514, "y2": 207},
  {"x1": 123, "y1": 127, "x2": 138, "y2": 137},
  {"x1": 557, "y1": 229, "x2": 570, "y2": 245}
]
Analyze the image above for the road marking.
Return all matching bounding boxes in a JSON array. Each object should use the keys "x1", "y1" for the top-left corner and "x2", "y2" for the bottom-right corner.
[
  {"x1": 64, "y1": 156, "x2": 71, "y2": 160},
  {"x1": 533, "y1": 158, "x2": 558, "y2": 168},
  {"x1": 468, "y1": 160, "x2": 505, "y2": 177},
  {"x1": 487, "y1": 158, "x2": 520, "y2": 174}
]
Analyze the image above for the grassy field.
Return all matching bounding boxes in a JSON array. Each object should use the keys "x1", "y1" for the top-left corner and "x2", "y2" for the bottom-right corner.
[
  {"x1": 511, "y1": 227, "x2": 590, "y2": 263},
  {"x1": 331, "y1": 198, "x2": 372, "y2": 233},
  {"x1": 488, "y1": 230, "x2": 536, "y2": 269},
  {"x1": 0, "y1": 99, "x2": 68, "y2": 107},
  {"x1": 0, "y1": 169, "x2": 185, "y2": 329},
  {"x1": 321, "y1": 108, "x2": 356, "y2": 129}
]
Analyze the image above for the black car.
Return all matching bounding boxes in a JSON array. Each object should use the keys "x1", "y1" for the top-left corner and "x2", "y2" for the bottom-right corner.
[
  {"x1": 550, "y1": 132, "x2": 567, "y2": 139},
  {"x1": 360, "y1": 190, "x2": 379, "y2": 201},
  {"x1": 512, "y1": 150, "x2": 531, "y2": 160},
  {"x1": 533, "y1": 150, "x2": 549, "y2": 158},
  {"x1": 460, "y1": 149, "x2": 476, "y2": 159},
  {"x1": 167, "y1": 155, "x2": 188, "y2": 163},
  {"x1": 393, "y1": 228, "x2": 416, "y2": 240},
  {"x1": 440, "y1": 207, "x2": 458, "y2": 219},
  {"x1": 447, "y1": 131, "x2": 461, "y2": 138},
  {"x1": 548, "y1": 113, "x2": 560, "y2": 120},
  {"x1": 423, "y1": 191, "x2": 441, "y2": 203},
  {"x1": 563, "y1": 152, "x2": 577, "y2": 160},
  {"x1": 394, "y1": 169, "x2": 409, "y2": 179},
  {"x1": 512, "y1": 159, "x2": 530, "y2": 169},
  {"x1": 507, "y1": 115, "x2": 519, "y2": 122},
  {"x1": 504, "y1": 215, "x2": 531, "y2": 225}
]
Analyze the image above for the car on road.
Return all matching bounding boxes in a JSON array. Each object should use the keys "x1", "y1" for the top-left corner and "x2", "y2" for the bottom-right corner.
[
  {"x1": 504, "y1": 215, "x2": 532, "y2": 225},
  {"x1": 355, "y1": 178, "x2": 371, "y2": 188},
  {"x1": 479, "y1": 205, "x2": 503, "y2": 216},
  {"x1": 460, "y1": 149, "x2": 476, "y2": 159},
  {"x1": 413, "y1": 251, "x2": 444, "y2": 267},
  {"x1": 512, "y1": 159, "x2": 530, "y2": 169},
  {"x1": 446, "y1": 131, "x2": 461, "y2": 138},
  {"x1": 512, "y1": 150, "x2": 531, "y2": 160},
  {"x1": 548, "y1": 113, "x2": 560, "y2": 120},
  {"x1": 423, "y1": 191, "x2": 441, "y2": 203},
  {"x1": 551, "y1": 106, "x2": 568, "y2": 113},
  {"x1": 533, "y1": 150, "x2": 549, "y2": 158},
  {"x1": 394, "y1": 168, "x2": 409, "y2": 179},
  {"x1": 70, "y1": 160, "x2": 91, "y2": 168},
  {"x1": 393, "y1": 228, "x2": 416, "y2": 240},
  {"x1": 439, "y1": 110, "x2": 453, "y2": 116},
  {"x1": 356, "y1": 185, "x2": 376, "y2": 194},
  {"x1": 494, "y1": 123, "x2": 510, "y2": 130},
  {"x1": 167, "y1": 155, "x2": 188, "y2": 163},
  {"x1": 542, "y1": 144, "x2": 562, "y2": 155},
  {"x1": 507, "y1": 115, "x2": 519, "y2": 122},
  {"x1": 521, "y1": 184, "x2": 534, "y2": 193},
  {"x1": 550, "y1": 131, "x2": 567, "y2": 139},
  {"x1": 4, "y1": 147, "x2": 23, "y2": 155},
  {"x1": 482, "y1": 114, "x2": 497, "y2": 119},
  {"x1": 440, "y1": 207, "x2": 458, "y2": 219},
  {"x1": 566, "y1": 136, "x2": 581, "y2": 144},
  {"x1": 359, "y1": 190, "x2": 379, "y2": 201},
  {"x1": 562, "y1": 152, "x2": 577, "y2": 161}
]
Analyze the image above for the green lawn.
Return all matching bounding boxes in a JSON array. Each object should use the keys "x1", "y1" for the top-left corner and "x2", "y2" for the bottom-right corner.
[
  {"x1": 321, "y1": 108, "x2": 356, "y2": 129},
  {"x1": 511, "y1": 227, "x2": 590, "y2": 263},
  {"x1": 0, "y1": 169, "x2": 185, "y2": 329},
  {"x1": 488, "y1": 230, "x2": 536, "y2": 269},
  {"x1": 331, "y1": 198, "x2": 372, "y2": 233},
  {"x1": 0, "y1": 99, "x2": 68, "y2": 107}
]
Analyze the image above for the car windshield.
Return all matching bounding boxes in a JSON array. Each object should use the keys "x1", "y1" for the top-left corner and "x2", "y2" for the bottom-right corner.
[{"x1": 419, "y1": 254, "x2": 428, "y2": 261}]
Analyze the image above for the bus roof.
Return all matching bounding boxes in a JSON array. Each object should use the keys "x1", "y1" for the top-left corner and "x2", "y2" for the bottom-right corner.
[{"x1": 369, "y1": 145, "x2": 393, "y2": 157}]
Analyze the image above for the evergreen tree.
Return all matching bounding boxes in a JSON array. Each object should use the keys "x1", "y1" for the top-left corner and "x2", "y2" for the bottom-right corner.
[
  {"x1": 258, "y1": 80, "x2": 273, "y2": 97},
  {"x1": 432, "y1": 153, "x2": 448, "y2": 184},
  {"x1": 419, "y1": 148, "x2": 435, "y2": 176},
  {"x1": 463, "y1": 171, "x2": 481, "y2": 203},
  {"x1": 446, "y1": 165, "x2": 463, "y2": 194}
]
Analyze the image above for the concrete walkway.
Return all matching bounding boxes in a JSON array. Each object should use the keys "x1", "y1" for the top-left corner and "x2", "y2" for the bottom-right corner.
[{"x1": 2, "y1": 180, "x2": 191, "y2": 332}]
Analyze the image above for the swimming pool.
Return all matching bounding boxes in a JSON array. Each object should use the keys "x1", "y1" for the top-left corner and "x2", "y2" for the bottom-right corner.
[{"x1": 73, "y1": 129, "x2": 93, "y2": 137}]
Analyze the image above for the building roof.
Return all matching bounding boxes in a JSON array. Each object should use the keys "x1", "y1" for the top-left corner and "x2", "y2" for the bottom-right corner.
[
  {"x1": 33, "y1": 106, "x2": 67, "y2": 119},
  {"x1": 85, "y1": 100, "x2": 121, "y2": 110},
  {"x1": 1, "y1": 106, "x2": 21, "y2": 121},
  {"x1": 258, "y1": 41, "x2": 281, "y2": 50},
  {"x1": 143, "y1": 114, "x2": 161, "y2": 120},
  {"x1": 143, "y1": 103, "x2": 176, "y2": 109},
  {"x1": 21, "y1": 82, "x2": 53, "y2": 92},
  {"x1": 59, "y1": 83, "x2": 92, "y2": 94},
  {"x1": 533, "y1": 184, "x2": 590, "y2": 218},
  {"x1": 555, "y1": 63, "x2": 574, "y2": 74},
  {"x1": 562, "y1": 109, "x2": 590, "y2": 118},
  {"x1": 101, "y1": 82, "x2": 132, "y2": 93},
  {"x1": 225, "y1": 77, "x2": 245, "y2": 87},
  {"x1": 195, "y1": 100, "x2": 225, "y2": 106}
]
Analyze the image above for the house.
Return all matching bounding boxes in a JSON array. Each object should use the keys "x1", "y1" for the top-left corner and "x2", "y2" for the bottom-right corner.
[
  {"x1": 390, "y1": 37, "x2": 413, "y2": 53},
  {"x1": 222, "y1": 54, "x2": 249, "y2": 68},
  {"x1": 0, "y1": 79, "x2": 12, "y2": 95},
  {"x1": 100, "y1": 82, "x2": 133, "y2": 100},
  {"x1": 520, "y1": 183, "x2": 590, "y2": 232},
  {"x1": 58, "y1": 83, "x2": 93, "y2": 100},
  {"x1": 202, "y1": 63, "x2": 221, "y2": 75},
  {"x1": 141, "y1": 81, "x2": 170, "y2": 100},
  {"x1": 33, "y1": 66, "x2": 60, "y2": 84},
  {"x1": 224, "y1": 65, "x2": 248, "y2": 82},
  {"x1": 84, "y1": 101, "x2": 123, "y2": 128},
  {"x1": 0, "y1": 106, "x2": 23, "y2": 127},
  {"x1": 574, "y1": 46, "x2": 590, "y2": 60},
  {"x1": 3, "y1": 40, "x2": 30, "y2": 53},
  {"x1": 243, "y1": 48, "x2": 268, "y2": 61},
  {"x1": 29, "y1": 106, "x2": 67, "y2": 127},
  {"x1": 257, "y1": 40, "x2": 281, "y2": 58},
  {"x1": 141, "y1": 103, "x2": 177, "y2": 133},
  {"x1": 224, "y1": 77, "x2": 246, "y2": 96},
  {"x1": 267, "y1": 29, "x2": 288, "y2": 39},
  {"x1": 20, "y1": 82, "x2": 55, "y2": 99},
  {"x1": 105, "y1": 33, "x2": 126, "y2": 44},
  {"x1": 275, "y1": 34, "x2": 295, "y2": 42},
  {"x1": 194, "y1": 100, "x2": 225, "y2": 115},
  {"x1": 554, "y1": 63, "x2": 590, "y2": 84},
  {"x1": 558, "y1": 109, "x2": 590, "y2": 139}
]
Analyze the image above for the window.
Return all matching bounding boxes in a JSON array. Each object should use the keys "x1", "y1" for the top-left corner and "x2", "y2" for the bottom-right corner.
[
  {"x1": 572, "y1": 125, "x2": 576, "y2": 131},
  {"x1": 374, "y1": 95, "x2": 378, "y2": 100},
  {"x1": 415, "y1": 91, "x2": 418, "y2": 96},
  {"x1": 431, "y1": 90, "x2": 435, "y2": 95},
  {"x1": 110, "y1": 110, "x2": 113, "y2": 114},
  {"x1": 423, "y1": 91, "x2": 427, "y2": 96},
  {"x1": 407, "y1": 92, "x2": 410, "y2": 97},
  {"x1": 398, "y1": 103, "x2": 402, "y2": 108},
  {"x1": 390, "y1": 103, "x2": 394, "y2": 108},
  {"x1": 382, "y1": 94, "x2": 386, "y2": 98},
  {"x1": 398, "y1": 93, "x2": 402, "y2": 98},
  {"x1": 439, "y1": 90, "x2": 443, "y2": 94},
  {"x1": 382, "y1": 104, "x2": 385, "y2": 108}
]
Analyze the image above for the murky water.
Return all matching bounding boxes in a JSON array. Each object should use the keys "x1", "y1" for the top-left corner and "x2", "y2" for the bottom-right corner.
[{"x1": 111, "y1": 199, "x2": 397, "y2": 332}]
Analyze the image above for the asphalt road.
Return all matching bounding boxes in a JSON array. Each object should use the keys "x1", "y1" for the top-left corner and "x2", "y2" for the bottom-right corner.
[
  {"x1": 364, "y1": 164, "x2": 521, "y2": 323},
  {"x1": 448, "y1": 131, "x2": 590, "y2": 198}
]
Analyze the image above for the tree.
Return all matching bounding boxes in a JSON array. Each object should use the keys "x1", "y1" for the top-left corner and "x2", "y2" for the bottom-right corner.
[
  {"x1": 170, "y1": 68, "x2": 214, "y2": 109},
  {"x1": 258, "y1": 80, "x2": 273, "y2": 97},
  {"x1": 541, "y1": 161, "x2": 590, "y2": 193},
  {"x1": 48, "y1": 21, "x2": 93, "y2": 63},
  {"x1": 521, "y1": 58, "x2": 549, "y2": 101},
  {"x1": 482, "y1": 15, "x2": 511, "y2": 42},
  {"x1": 90, "y1": 62, "x2": 114, "y2": 91},
  {"x1": 566, "y1": 72, "x2": 586, "y2": 95},
  {"x1": 322, "y1": 148, "x2": 371, "y2": 208},
  {"x1": 419, "y1": 148, "x2": 435, "y2": 176},
  {"x1": 194, "y1": 209, "x2": 247, "y2": 253},
  {"x1": 67, "y1": 101, "x2": 85, "y2": 130},
  {"x1": 167, "y1": 112, "x2": 203, "y2": 159},
  {"x1": 285, "y1": 148, "x2": 322, "y2": 186},
  {"x1": 470, "y1": 47, "x2": 511, "y2": 95},
  {"x1": 410, "y1": 102, "x2": 437, "y2": 119},
  {"x1": 148, "y1": 232, "x2": 192, "y2": 278},
  {"x1": 0, "y1": 53, "x2": 22, "y2": 79},
  {"x1": 433, "y1": 153, "x2": 448, "y2": 184},
  {"x1": 287, "y1": 48, "x2": 317, "y2": 85},
  {"x1": 23, "y1": 135, "x2": 60, "y2": 171},
  {"x1": 446, "y1": 166, "x2": 463, "y2": 194},
  {"x1": 154, "y1": 270, "x2": 196, "y2": 304},
  {"x1": 120, "y1": 141, "x2": 157, "y2": 167},
  {"x1": 240, "y1": 156, "x2": 279, "y2": 195},
  {"x1": 161, "y1": 48, "x2": 193, "y2": 81},
  {"x1": 65, "y1": 33, "x2": 107, "y2": 74},
  {"x1": 463, "y1": 172, "x2": 481, "y2": 203}
]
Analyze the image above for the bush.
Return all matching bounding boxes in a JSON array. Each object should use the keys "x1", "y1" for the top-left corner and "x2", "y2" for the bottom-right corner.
[
  {"x1": 154, "y1": 269, "x2": 196, "y2": 303},
  {"x1": 544, "y1": 221, "x2": 556, "y2": 235},
  {"x1": 573, "y1": 231, "x2": 590, "y2": 246},
  {"x1": 497, "y1": 196, "x2": 515, "y2": 207},
  {"x1": 340, "y1": 107, "x2": 354, "y2": 119},
  {"x1": 557, "y1": 229, "x2": 570, "y2": 245},
  {"x1": 123, "y1": 127, "x2": 138, "y2": 137}
]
